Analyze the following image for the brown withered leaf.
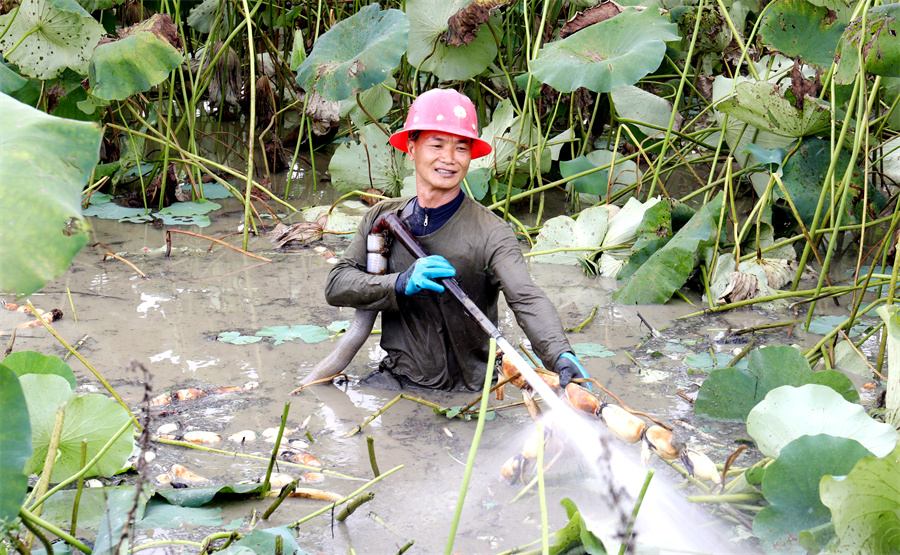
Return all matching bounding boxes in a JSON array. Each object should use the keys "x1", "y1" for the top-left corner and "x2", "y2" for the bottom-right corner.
[
  {"x1": 119, "y1": 13, "x2": 182, "y2": 52},
  {"x1": 46, "y1": 82, "x2": 65, "y2": 114},
  {"x1": 360, "y1": 188, "x2": 384, "y2": 206},
  {"x1": 560, "y1": 2, "x2": 623, "y2": 39},
  {"x1": 790, "y1": 58, "x2": 821, "y2": 111},
  {"x1": 442, "y1": 0, "x2": 514, "y2": 47},
  {"x1": 268, "y1": 222, "x2": 324, "y2": 248}
]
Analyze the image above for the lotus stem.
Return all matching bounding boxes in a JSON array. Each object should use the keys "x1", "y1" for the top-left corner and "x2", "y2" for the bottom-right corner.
[
  {"x1": 445, "y1": 341, "x2": 497, "y2": 555},
  {"x1": 366, "y1": 436, "x2": 380, "y2": 477},
  {"x1": 165, "y1": 229, "x2": 272, "y2": 262},
  {"x1": 19, "y1": 507, "x2": 92, "y2": 554},
  {"x1": 70, "y1": 440, "x2": 88, "y2": 535},
  {"x1": 66, "y1": 286, "x2": 78, "y2": 322},
  {"x1": 261, "y1": 402, "x2": 291, "y2": 500},
  {"x1": 28, "y1": 405, "x2": 66, "y2": 524},
  {"x1": 565, "y1": 304, "x2": 598, "y2": 333},
  {"x1": 261, "y1": 478, "x2": 299, "y2": 520},
  {"x1": 336, "y1": 492, "x2": 375, "y2": 521},
  {"x1": 343, "y1": 394, "x2": 450, "y2": 438},
  {"x1": 619, "y1": 469, "x2": 654, "y2": 555}
]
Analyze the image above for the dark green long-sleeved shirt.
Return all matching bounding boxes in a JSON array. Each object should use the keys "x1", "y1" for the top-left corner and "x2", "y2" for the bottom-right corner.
[{"x1": 325, "y1": 195, "x2": 572, "y2": 390}]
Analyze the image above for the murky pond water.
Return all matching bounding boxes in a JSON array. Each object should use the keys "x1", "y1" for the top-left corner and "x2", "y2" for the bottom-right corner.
[{"x1": 4, "y1": 179, "x2": 878, "y2": 553}]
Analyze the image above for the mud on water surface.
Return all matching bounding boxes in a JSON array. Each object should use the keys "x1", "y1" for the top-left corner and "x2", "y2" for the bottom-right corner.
[{"x1": 2, "y1": 183, "x2": 880, "y2": 554}]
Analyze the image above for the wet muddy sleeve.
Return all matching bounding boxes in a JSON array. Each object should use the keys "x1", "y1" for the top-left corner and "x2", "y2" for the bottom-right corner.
[
  {"x1": 324, "y1": 213, "x2": 401, "y2": 312},
  {"x1": 487, "y1": 226, "x2": 571, "y2": 369}
]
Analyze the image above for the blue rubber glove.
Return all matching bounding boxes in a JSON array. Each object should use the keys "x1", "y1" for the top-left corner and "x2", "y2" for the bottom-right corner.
[
  {"x1": 398, "y1": 255, "x2": 456, "y2": 295},
  {"x1": 555, "y1": 352, "x2": 591, "y2": 390}
]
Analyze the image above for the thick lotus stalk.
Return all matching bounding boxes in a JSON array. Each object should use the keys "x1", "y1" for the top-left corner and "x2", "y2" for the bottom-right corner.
[{"x1": 876, "y1": 305, "x2": 900, "y2": 428}]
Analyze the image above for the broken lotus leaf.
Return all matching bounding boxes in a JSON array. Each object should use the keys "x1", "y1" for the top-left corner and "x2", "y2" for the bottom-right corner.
[
  {"x1": 20, "y1": 374, "x2": 134, "y2": 482},
  {"x1": 820, "y1": 443, "x2": 900, "y2": 554},
  {"x1": 530, "y1": 7, "x2": 679, "y2": 94},
  {"x1": 753, "y1": 434, "x2": 873, "y2": 541},
  {"x1": 0, "y1": 0, "x2": 104, "y2": 80},
  {"x1": 759, "y1": 0, "x2": 847, "y2": 69},
  {"x1": 0, "y1": 93, "x2": 100, "y2": 298},
  {"x1": 301, "y1": 202, "x2": 367, "y2": 233},
  {"x1": 746, "y1": 384, "x2": 897, "y2": 458},
  {"x1": 296, "y1": 3, "x2": 408, "y2": 101},
  {"x1": 89, "y1": 14, "x2": 185, "y2": 101},
  {"x1": 406, "y1": 0, "x2": 499, "y2": 81},
  {"x1": 529, "y1": 205, "x2": 611, "y2": 265},
  {"x1": 559, "y1": 2, "x2": 623, "y2": 38},
  {"x1": 443, "y1": 0, "x2": 513, "y2": 46},
  {"x1": 834, "y1": 4, "x2": 900, "y2": 84},
  {"x1": 715, "y1": 80, "x2": 831, "y2": 138}
]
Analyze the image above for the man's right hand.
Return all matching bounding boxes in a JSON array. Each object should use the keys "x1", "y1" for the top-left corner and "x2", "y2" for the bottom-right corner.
[{"x1": 399, "y1": 255, "x2": 456, "y2": 295}]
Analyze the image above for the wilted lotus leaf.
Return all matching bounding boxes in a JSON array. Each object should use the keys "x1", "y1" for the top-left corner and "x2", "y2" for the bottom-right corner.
[
  {"x1": 187, "y1": 0, "x2": 232, "y2": 34},
  {"x1": 530, "y1": 7, "x2": 679, "y2": 94},
  {"x1": 707, "y1": 254, "x2": 795, "y2": 307},
  {"x1": 301, "y1": 201, "x2": 367, "y2": 234},
  {"x1": 406, "y1": 0, "x2": 498, "y2": 81},
  {"x1": 747, "y1": 384, "x2": 896, "y2": 458},
  {"x1": 443, "y1": 0, "x2": 514, "y2": 46},
  {"x1": 834, "y1": 4, "x2": 900, "y2": 84},
  {"x1": 716, "y1": 80, "x2": 831, "y2": 138},
  {"x1": 559, "y1": 2, "x2": 623, "y2": 38},
  {"x1": 296, "y1": 4, "x2": 408, "y2": 101},
  {"x1": 340, "y1": 77, "x2": 396, "y2": 127},
  {"x1": 529, "y1": 205, "x2": 612, "y2": 265},
  {"x1": 0, "y1": 0, "x2": 104, "y2": 79},
  {"x1": 268, "y1": 222, "x2": 324, "y2": 247},
  {"x1": 597, "y1": 197, "x2": 658, "y2": 277},
  {"x1": 759, "y1": 0, "x2": 846, "y2": 69},
  {"x1": 89, "y1": 14, "x2": 185, "y2": 101}
]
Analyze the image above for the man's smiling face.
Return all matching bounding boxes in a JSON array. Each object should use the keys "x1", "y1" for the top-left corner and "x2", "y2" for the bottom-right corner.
[{"x1": 407, "y1": 130, "x2": 472, "y2": 198}]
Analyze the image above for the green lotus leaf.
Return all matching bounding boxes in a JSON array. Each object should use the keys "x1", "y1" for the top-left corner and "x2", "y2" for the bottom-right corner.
[
  {"x1": 572, "y1": 343, "x2": 615, "y2": 358},
  {"x1": 255, "y1": 325, "x2": 329, "y2": 345},
  {"x1": 0, "y1": 60, "x2": 29, "y2": 95},
  {"x1": 0, "y1": 364, "x2": 31, "y2": 533},
  {"x1": 0, "y1": 0, "x2": 103, "y2": 79},
  {"x1": 807, "y1": 0, "x2": 856, "y2": 24},
  {"x1": 560, "y1": 149, "x2": 640, "y2": 203},
  {"x1": 89, "y1": 16, "x2": 185, "y2": 101},
  {"x1": 753, "y1": 434, "x2": 873, "y2": 541},
  {"x1": 0, "y1": 93, "x2": 100, "y2": 298},
  {"x1": 611, "y1": 84, "x2": 682, "y2": 139},
  {"x1": 77, "y1": 0, "x2": 123, "y2": 13},
  {"x1": 759, "y1": 0, "x2": 847, "y2": 69},
  {"x1": 153, "y1": 482, "x2": 265, "y2": 507},
  {"x1": 328, "y1": 123, "x2": 413, "y2": 197},
  {"x1": 529, "y1": 205, "x2": 611, "y2": 265},
  {"x1": 530, "y1": 7, "x2": 679, "y2": 94},
  {"x1": 406, "y1": 0, "x2": 498, "y2": 81},
  {"x1": 296, "y1": 4, "x2": 408, "y2": 101},
  {"x1": 217, "y1": 331, "x2": 263, "y2": 345},
  {"x1": 747, "y1": 384, "x2": 897, "y2": 458},
  {"x1": 2, "y1": 351, "x2": 76, "y2": 389},
  {"x1": 187, "y1": 0, "x2": 232, "y2": 34},
  {"x1": 340, "y1": 77, "x2": 396, "y2": 127},
  {"x1": 696, "y1": 346, "x2": 859, "y2": 421},
  {"x1": 224, "y1": 526, "x2": 303, "y2": 555},
  {"x1": 716, "y1": 80, "x2": 831, "y2": 138},
  {"x1": 611, "y1": 192, "x2": 722, "y2": 304},
  {"x1": 835, "y1": 4, "x2": 900, "y2": 84},
  {"x1": 20, "y1": 374, "x2": 134, "y2": 481},
  {"x1": 820, "y1": 443, "x2": 900, "y2": 554}
]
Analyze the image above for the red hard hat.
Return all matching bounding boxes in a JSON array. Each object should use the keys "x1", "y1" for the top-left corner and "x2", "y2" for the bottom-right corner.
[{"x1": 389, "y1": 89, "x2": 492, "y2": 159}]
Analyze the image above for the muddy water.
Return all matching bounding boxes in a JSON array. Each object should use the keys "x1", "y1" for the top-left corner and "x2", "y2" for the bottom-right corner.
[{"x1": 6, "y1": 182, "x2": 871, "y2": 553}]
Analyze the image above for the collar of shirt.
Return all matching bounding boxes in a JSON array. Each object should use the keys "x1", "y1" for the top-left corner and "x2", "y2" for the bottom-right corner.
[{"x1": 401, "y1": 190, "x2": 464, "y2": 236}]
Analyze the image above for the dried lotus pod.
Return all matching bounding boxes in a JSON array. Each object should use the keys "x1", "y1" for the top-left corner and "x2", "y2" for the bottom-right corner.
[
  {"x1": 715, "y1": 272, "x2": 759, "y2": 304},
  {"x1": 268, "y1": 222, "x2": 323, "y2": 247}
]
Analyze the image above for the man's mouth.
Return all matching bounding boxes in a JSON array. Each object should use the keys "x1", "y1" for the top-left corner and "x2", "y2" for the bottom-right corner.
[{"x1": 435, "y1": 168, "x2": 456, "y2": 176}]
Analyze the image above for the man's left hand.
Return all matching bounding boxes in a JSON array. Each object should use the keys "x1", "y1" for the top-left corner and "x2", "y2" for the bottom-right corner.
[{"x1": 555, "y1": 352, "x2": 590, "y2": 389}]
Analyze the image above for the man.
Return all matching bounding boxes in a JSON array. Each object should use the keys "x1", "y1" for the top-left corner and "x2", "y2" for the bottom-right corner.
[{"x1": 325, "y1": 88, "x2": 588, "y2": 391}]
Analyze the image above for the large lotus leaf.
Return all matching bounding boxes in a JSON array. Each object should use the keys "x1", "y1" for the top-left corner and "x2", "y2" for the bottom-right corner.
[
  {"x1": 834, "y1": 4, "x2": 900, "y2": 84},
  {"x1": 154, "y1": 483, "x2": 265, "y2": 507},
  {"x1": 529, "y1": 205, "x2": 611, "y2": 265},
  {"x1": 530, "y1": 8, "x2": 679, "y2": 94},
  {"x1": 0, "y1": 60, "x2": 29, "y2": 95},
  {"x1": 753, "y1": 434, "x2": 873, "y2": 541},
  {"x1": 747, "y1": 384, "x2": 897, "y2": 459},
  {"x1": 759, "y1": 0, "x2": 847, "y2": 69},
  {"x1": 340, "y1": 77, "x2": 396, "y2": 127},
  {"x1": 615, "y1": 199, "x2": 674, "y2": 280},
  {"x1": 716, "y1": 80, "x2": 831, "y2": 138},
  {"x1": 406, "y1": 0, "x2": 498, "y2": 81},
  {"x1": 328, "y1": 123, "x2": 413, "y2": 197},
  {"x1": 468, "y1": 99, "x2": 542, "y2": 174},
  {"x1": 696, "y1": 346, "x2": 859, "y2": 421},
  {"x1": 0, "y1": 0, "x2": 103, "y2": 80},
  {"x1": 20, "y1": 374, "x2": 134, "y2": 482},
  {"x1": 611, "y1": 192, "x2": 722, "y2": 304},
  {"x1": 779, "y1": 137, "x2": 883, "y2": 228},
  {"x1": 296, "y1": 4, "x2": 408, "y2": 101},
  {"x1": 89, "y1": 16, "x2": 184, "y2": 101},
  {"x1": 610, "y1": 84, "x2": 682, "y2": 139},
  {"x1": 561, "y1": 149, "x2": 641, "y2": 203},
  {"x1": 820, "y1": 443, "x2": 900, "y2": 554},
  {"x1": 0, "y1": 93, "x2": 100, "y2": 298},
  {"x1": 93, "y1": 486, "x2": 150, "y2": 554},
  {"x1": 0, "y1": 364, "x2": 31, "y2": 533},
  {"x1": 2, "y1": 351, "x2": 76, "y2": 389}
]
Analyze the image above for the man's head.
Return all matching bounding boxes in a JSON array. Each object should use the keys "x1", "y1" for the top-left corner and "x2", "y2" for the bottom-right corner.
[{"x1": 389, "y1": 89, "x2": 491, "y2": 159}]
